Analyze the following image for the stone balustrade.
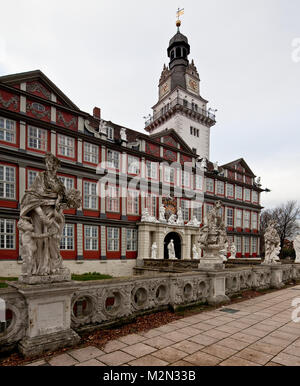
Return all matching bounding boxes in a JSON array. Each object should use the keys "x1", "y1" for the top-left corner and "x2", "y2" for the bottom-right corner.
[{"x1": 1, "y1": 263, "x2": 300, "y2": 356}]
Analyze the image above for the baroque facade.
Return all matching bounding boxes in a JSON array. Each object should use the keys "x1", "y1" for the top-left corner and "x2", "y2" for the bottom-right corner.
[{"x1": 0, "y1": 26, "x2": 263, "y2": 277}]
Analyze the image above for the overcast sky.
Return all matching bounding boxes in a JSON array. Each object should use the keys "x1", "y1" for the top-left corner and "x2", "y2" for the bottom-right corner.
[{"x1": 0, "y1": 0, "x2": 299, "y2": 210}]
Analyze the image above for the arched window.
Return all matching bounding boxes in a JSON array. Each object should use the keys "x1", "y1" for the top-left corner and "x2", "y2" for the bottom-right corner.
[
  {"x1": 176, "y1": 47, "x2": 181, "y2": 58},
  {"x1": 182, "y1": 48, "x2": 187, "y2": 57},
  {"x1": 171, "y1": 50, "x2": 175, "y2": 60}
]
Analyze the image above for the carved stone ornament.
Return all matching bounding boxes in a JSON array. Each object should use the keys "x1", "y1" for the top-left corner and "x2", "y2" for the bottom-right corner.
[
  {"x1": 84, "y1": 119, "x2": 100, "y2": 138},
  {"x1": 264, "y1": 220, "x2": 281, "y2": 265},
  {"x1": 141, "y1": 208, "x2": 159, "y2": 223},
  {"x1": 18, "y1": 153, "x2": 81, "y2": 284},
  {"x1": 294, "y1": 235, "x2": 300, "y2": 263}
]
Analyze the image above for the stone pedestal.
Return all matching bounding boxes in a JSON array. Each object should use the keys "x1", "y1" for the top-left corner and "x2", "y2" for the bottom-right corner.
[
  {"x1": 270, "y1": 265, "x2": 285, "y2": 289},
  {"x1": 10, "y1": 282, "x2": 80, "y2": 358},
  {"x1": 198, "y1": 246, "x2": 224, "y2": 270},
  {"x1": 206, "y1": 271, "x2": 229, "y2": 305},
  {"x1": 18, "y1": 268, "x2": 71, "y2": 285}
]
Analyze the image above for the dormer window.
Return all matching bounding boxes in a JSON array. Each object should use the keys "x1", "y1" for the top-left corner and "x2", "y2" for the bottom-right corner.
[{"x1": 107, "y1": 126, "x2": 114, "y2": 141}]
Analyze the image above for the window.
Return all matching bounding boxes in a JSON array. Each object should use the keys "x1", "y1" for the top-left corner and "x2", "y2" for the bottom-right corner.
[
  {"x1": 235, "y1": 186, "x2": 243, "y2": 200},
  {"x1": 107, "y1": 126, "x2": 114, "y2": 140},
  {"x1": 251, "y1": 238, "x2": 257, "y2": 254},
  {"x1": 252, "y1": 191, "x2": 258, "y2": 203},
  {"x1": 84, "y1": 142, "x2": 99, "y2": 164},
  {"x1": 145, "y1": 193, "x2": 157, "y2": 217},
  {"x1": 60, "y1": 224, "x2": 74, "y2": 250},
  {"x1": 195, "y1": 174, "x2": 203, "y2": 190},
  {"x1": 236, "y1": 209, "x2": 242, "y2": 228},
  {"x1": 236, "y1": 173, "x2": 243, "y2": 182},
  {"x1": 251, "y1": 212, "x2": 258, "y2": 230},
  {"x1": 244, "y1": 188, "x2": 251, "y2": 201},
  {"x1": 193, "y1": 202, "x2": 202, "y2": 222},
  {"x1": 235, "y1": 236, "x2": 242, "y2": 253},
  {"x1": 164, "y1": 166, "x2": 175, "y2": 183},
  {"x1": 27, "y1": 170, "x2": 38, "y2": 188},
  {"x1": 190, "y1": 126, "x2": 199, "y2": 137},
  {"x1": 206, "y1": 178, "x2": 214, "y2": 193},
  {"x1": 128, "y1": 155, "x2": 140, "y2": 175},
  {"x1": 0, "y1": 117, "x2": 16, "y2": 143},
  {"x1": 106, "y1": 185, "x2": 119, "y2": 212},
  {"x1": 0, "y1": 165, "x2": 15, "y2": 199},
  {"x1": 107, "y1": 227, "x2": 119, "y2": 251},
  {"x1": 127, "y1": 229, "x2": 137, "y2": 251},
  {"x1": 107, "y1": 149, "x2": 120, "y2": 169},
  {"x1": 84, "y1": 225, "x2": 98, "y2": 250},
  {"x1": 206, "y1": 203, "x2": 214, "y2": 216},
  {"x1": 146, "y1": 161, "x2": 158, "y2": 180},
  {"x1": 228, "y1": 170, "x2": 235, "y2": 180},
  {"x1": 83, "y1": 181, "x2": 98, "y2": 209},
  {"x1": 226, "y1": 208, "x2": 234, "y2": 227},
  {"x1": 216, "y1": 181, "x2": 225, "y2": 196},
  {"x1": 243, "y1": 211, "x2": 250, "y2": 228},
  {"x1": 28, "y1": 126, "x2": 47, "y2": 151},
  {"x1": 0, "y1": 219, "x2": 15, "y2": 249},
  {"x1": 226, "y1": 184, "x2": 234, "y2": 198},
  {"x1": 245, "y1": 176, "x2": 252, "y2": 185},
  {"x1": 181, "y1": 200, "x2": 189, "y2": 221},
  {"x1": 244, "y1": 237, "x2": 250, "y2": 254},
  {"x1": 57, "y1": 134, "x2": 75, "y2": 158},
  {"x1": 182, "y1": 170, "x2": 190, "y2": 187},
  {"x1": 32, "y1": 102, "x2": 45, "y2": 111},
  {"x1": 127, "y1": 190, "x2": 139, "y2": 215},
  {"x1": 58, "y1": 175, "x2": 74, "y2": 191}
]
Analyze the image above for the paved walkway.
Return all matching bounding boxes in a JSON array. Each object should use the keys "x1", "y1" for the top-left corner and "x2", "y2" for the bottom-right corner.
[{"x1": 27, "y1": 285, "x2": 300, "y2": 366}]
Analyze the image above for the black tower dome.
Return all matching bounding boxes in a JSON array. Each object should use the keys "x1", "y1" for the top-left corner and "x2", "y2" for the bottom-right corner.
[{"x1": 167, "y1": 30, "x2": 190, "y2": 70}]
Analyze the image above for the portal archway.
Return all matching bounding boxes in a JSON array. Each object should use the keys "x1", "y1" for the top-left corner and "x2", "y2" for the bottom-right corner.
[{"x1": 164, "y1": 232, "x2": 182, "y2": 260}]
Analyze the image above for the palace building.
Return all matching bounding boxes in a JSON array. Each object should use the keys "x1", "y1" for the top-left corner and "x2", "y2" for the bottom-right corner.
[{"x1": 0, "y1": 24, "x2": 264, "y2": 277}]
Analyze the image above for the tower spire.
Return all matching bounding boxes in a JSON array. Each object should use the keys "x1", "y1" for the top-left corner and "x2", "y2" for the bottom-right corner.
[{"x1": 176, "y1": 7, "x2": 184, "y2": 31}]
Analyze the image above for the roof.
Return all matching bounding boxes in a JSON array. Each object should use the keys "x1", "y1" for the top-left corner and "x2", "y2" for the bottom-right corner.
[
  {"x1": 221, "y1": 158, "x2": 256, "y2": 177},
  {"x1": 169, "y1": 31, "x2": 189, "y2": 46},
  {"x1": 0, "y1": 70, "x2": 80, "y2": 111}
]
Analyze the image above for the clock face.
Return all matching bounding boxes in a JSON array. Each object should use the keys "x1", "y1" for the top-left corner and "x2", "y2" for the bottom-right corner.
[
  {"x1": 188, "y1": 78, "x2": 198, "y2": 92},
  {"x1": 160, "y1": 81, "x2": 169, "y2": 97}
]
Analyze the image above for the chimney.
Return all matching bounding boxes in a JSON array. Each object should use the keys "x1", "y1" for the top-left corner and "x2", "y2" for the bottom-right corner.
[{"x1": 93, "y1": 107, "x2": 101, "y2": 119}]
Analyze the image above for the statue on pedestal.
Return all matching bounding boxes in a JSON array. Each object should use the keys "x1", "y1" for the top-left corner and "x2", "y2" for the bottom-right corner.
[
  {"x1": 120, "y1": 127, "x2": 127, "y2": 141},
  {"x1": 264, "y1": 220, "x2": 281, "y2": 264},
  {"x1": 18, "y1": 153, "x2": 81, "y2": 283},
  {"x1": 159, "y1": 205, "x2": 166, "y2": 222},
  {"x1": 192, "y1": 244, "x2": 200, "y2": 260},
  {"x1": 230, "y1": 243, "x2": 237, "y2": 259},
  {"x1": 151, "y1": 242, "x2": 158, "y2": 259},
  {"x1": 198, "y1": 200, "x2": 228, "y2": 268},
  {"x1": 293, "y1": 235, "x2": 300, "y2": 263},
  {"x1": 176, "y1": 208, "x2": 184, "y2": 226},
  {"x1": 168, "y1": 240, "x2": 176, "y2": 259}
]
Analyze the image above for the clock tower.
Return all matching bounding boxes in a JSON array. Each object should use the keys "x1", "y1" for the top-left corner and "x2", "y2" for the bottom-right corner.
[{"x1": 144, "y1": 20, "x2": 216, "y2": 160}]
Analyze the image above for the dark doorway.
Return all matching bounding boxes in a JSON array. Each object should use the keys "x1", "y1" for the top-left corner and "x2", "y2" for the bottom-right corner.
[{"x1": 164, "y1": 232, "x2": 181, "y2": 260}]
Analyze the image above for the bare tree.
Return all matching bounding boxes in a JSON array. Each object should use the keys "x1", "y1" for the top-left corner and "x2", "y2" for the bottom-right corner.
[{"x1": 260, "y1": 200, "x2": 300, "y2": 256}]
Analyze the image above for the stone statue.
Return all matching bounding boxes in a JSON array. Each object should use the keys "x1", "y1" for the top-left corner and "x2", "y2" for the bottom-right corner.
[
  {"x1": 199, "y1": 157, "x2": 207, "y2": 171},
  {"x1": 141, "y1": 208, "x2": 159, "y2": 223},
  {"x1": 213, "y1": 161, "x2": 218, "y2": 172},
  {"x1": 192, "y1": 244, "x2": 199, "y2": 260},
  {"x1": 264, "y1": 220, "x2": 281, "y2": 264},
  {"x1": 255, "y1": 177, "x2": 262, "y2": 187},
  {"x1": 159, "y1": 205, "x2": 166, "y2": 222},
  {"x1": 18, "y1": 153, "x2": 81, "y2": 283},
  {"x1": 186, "y1": 216, "x2": 200, "y2": 227},
  {"x1": 198, "y1": 200, "x2": 228, "y2": 268},
  {"x1": 120, "y1": 127, "x2": 127, "y2": 141},
  {"x1": 176, "y1": 208, "x2": 184, "y2": 226},
  {"x1": 151, "y1": 242, "x2": 158, "y2": 259},
  {"x1": 293, "y1": 235, "x2": 300, "y2": 263},
  {"x1": 99, "y1": 119, "x2": 108, "y2": 134},
  {"x1": 168, "y1": 214, "x2": 177, "y2": 225},
  {"x1": 230, "y1": 243, "x2": 237, "y2": 259},
  {"x1": 168, "y1": 239, "x2": 176, "y2": 259}
]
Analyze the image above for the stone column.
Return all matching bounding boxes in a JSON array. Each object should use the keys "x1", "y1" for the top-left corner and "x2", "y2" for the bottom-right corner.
[
  {"x1": 270, "y1": 265, "x2": 284, "y2": 289},
  {"x1": 20, "y1": 121, "x2": 26, "y2": 150},
  {"x1": 51, "y1": 130, "x2": 56, "y2": 155},
  {"x1": 206, "y1": 271, "x2": 229, "y2": 305},
  {"x1": 19, "y1": 166, "x2": 26, "y2": 202}
]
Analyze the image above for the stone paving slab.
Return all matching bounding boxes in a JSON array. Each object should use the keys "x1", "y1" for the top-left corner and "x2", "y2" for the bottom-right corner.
[{"x1": 23, "y1": 285, "x2": 300, "y2": 366}]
